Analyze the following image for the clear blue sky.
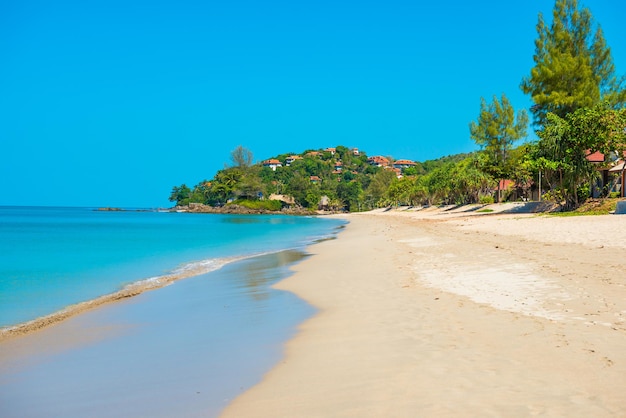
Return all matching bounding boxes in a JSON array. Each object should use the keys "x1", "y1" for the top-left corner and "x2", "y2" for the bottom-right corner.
[{"x1": 1, "y1": 0, "x2": 624, "y2": 208}]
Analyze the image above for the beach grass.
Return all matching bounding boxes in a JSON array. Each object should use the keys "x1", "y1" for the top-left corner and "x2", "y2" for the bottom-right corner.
[{"x1": 549, "y1": 198, "x2": 620, "y2": 216}]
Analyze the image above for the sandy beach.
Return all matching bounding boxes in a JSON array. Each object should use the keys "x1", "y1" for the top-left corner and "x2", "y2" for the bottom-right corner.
[
  {"x1": 222, "y1": 204, "x2": 626, "y2": 417},
  {"x1": 2, "y1": 204, "x2": 626, "y2": 417}
]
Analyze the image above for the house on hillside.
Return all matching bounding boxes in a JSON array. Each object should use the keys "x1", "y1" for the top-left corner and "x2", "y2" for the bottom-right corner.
[
  {"x1": 263, "y1": 159, "x2": 282, "y2": 171},
  {"x1": 324, "y1": 147, "x2": 336, "y2": 155},
  {"x1": 393, "y1": 159, "x2": 417, "y2": 171},
  {"x1": 310, "y1": 176, "x2": 322, "y2": 184},
  {"x1": 367, "y1": 156, "x2": 390, "y2": 167},
  {"x1": 285, "y1": 155, "x2": 302, "y2": 166},
  {"x1": 386, "y1": 167, "x2": 402, "y2": 178},
  {"x1": 334, "y1": 161, "x2": 343, "y2": 172},
  {"x1": 351, "y1": 148, "x2": 360, "y2": 156}
]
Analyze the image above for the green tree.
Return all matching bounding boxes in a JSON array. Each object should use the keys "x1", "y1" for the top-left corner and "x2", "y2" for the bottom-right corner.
[
  {"x1": 449, "y1": 158, "x2": 495, "y2": 204},
  {"x1": 521, "y1": 0, "x2": 625, "y2": 126},
  {"x1": 235, "y1": 172, "x2": 264, "y2": 200},
  {"x1": 204, "y1": 168, "x2": 244, "y2": 205},
  {"x1": 230, "y1": 145, "x2": 254, "y2": 168},
  {"x1": 208, "y1": 183, "x2": 231, "y2": 206},
  {"x1": 385, "y1": 178, "x2": 415, "y2": 207},
  {"x1": 469, "y1": 94, "x2": 528, "y2": 202},
  {"x1": 535, "y1": 103, "x2": 626, "y2": 207},
  {"x1": 425, "y1": 164, "x2": 453, "y2": 205},
  {"x1": 336, "y1": 181, "x2": 362, "y2": 211},
  {"x1": 286, "y1": 172, "x2": 313, "y2": 207},
  {"x1": 366, "y1": 169, "x2": 396, "y2": 206},
  {"x1": 168, "y1": 184, "x2": 192, "y2": 206}
]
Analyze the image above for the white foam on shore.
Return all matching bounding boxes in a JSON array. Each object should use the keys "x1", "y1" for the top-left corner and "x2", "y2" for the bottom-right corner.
[
  {"x1": 1, "y1": 245, "x2": 318, "y2": 340},
  {"x1": 0, "y1": 218, "x2": 348, "y2": 340},
  {"x1": 0, "y1": 255, "x2": 254, "y2": 339}
]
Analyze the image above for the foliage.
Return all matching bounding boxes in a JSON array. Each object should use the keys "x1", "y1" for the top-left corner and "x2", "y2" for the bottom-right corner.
[
  {"x1": 541, "y1": 189, "x2": 565, "y2": 203},
  {"x1": 169, "y1": 184, "x2": 192, "y2": 206},
  {"x1": 365, "y1": 169, "x2": 397, "y2": 207},
  {"x1": 469, "y1": 94, "x2": 528, "y2": 201},
  {"x1": 534, "y1": 103, "x2": 626, "y2": 208},
  {"x1": 549, "y1": 198, "x2": 619, "y2": 216},
  {"x1": 384, "y1": 178, "x2": 416, "y2": 207},
  {"x1": 336, "y1": 181, "x2": 363, "y2": 211},
  {"x1": 230, "y1": 145, "x2": 254, "y2": 168},
  {"x1": 231, "y1": 199, "x2": 283, "y2": 211},
  {"x1": 165, "y1": 3, "x2": 626, "y2": 214},
  {"x1": 167, "y1": 102, "x2": 621, "y2": 212},
  {"x1": 419, "y1": 157, "x2": 497, "y2": 206},
  {"x1": 520, "y1": 0, "x2": 625, "y2": 126}
]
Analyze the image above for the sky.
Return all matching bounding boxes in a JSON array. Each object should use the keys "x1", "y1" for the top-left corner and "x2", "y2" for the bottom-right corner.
[{"x1": 1, "y1": 0, "x2": 625, "y2": 208}]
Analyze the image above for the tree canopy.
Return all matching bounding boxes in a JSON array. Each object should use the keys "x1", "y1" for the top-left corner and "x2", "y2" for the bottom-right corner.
[
  {"x1": 230, "y1": 145, "x2": 254, "y2": 168},
  {"x1": 534, "y1": 103, "x2": 626, "y2": 207},
  {"x1": 521, "y1": 0, "x2": 625, "y2": 126},
  {"x1": 469, "y1": 94, "x2": 528, "y2": 201}
]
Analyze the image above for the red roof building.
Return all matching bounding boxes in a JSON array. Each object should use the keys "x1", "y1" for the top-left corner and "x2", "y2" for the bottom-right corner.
[
  {"x1": 393, "y1": 159, "x2": 417, "y2": 170},
  {"x1": 367, "y1": 156, "x2": 390, "y2": 167},
  {"x1": 262, "y1": 159, "x2": 282, "y2": 171}
]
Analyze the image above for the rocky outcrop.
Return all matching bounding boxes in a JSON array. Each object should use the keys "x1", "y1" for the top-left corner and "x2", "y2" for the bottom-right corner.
[{"x1": 172, "y1": 203, "x2": 327, "y2": 215}]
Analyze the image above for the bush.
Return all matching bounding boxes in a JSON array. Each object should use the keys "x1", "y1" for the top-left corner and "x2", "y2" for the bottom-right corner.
[
  {"x1": 232, "y1": 199, "x2": 283, "y2": 211},
  {"x1": 576, "y1": 185, "x2": 590, "y2": 202},
  {"x1": 542, "y1": 189, "x2": 565, "y2": 203},
  {"x1": 479, "y1": 195, "x2": 494, "y2": 204},
  {"x1": 609, "y1": 191, "x2": 621, "y2": 198}
]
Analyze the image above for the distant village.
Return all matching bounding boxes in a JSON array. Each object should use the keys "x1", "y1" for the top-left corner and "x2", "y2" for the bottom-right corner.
[
  {"x1": 169, "y1": 141, "x2": 625, "y2": 214},
  {"x1": 261, "y1": 147, "x2": 418, "y2": 180}
]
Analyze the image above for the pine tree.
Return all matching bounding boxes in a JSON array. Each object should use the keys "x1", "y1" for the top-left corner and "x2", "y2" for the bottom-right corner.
[{"x1": 521, "y1": 0, "x2": 625, "y2": 126}]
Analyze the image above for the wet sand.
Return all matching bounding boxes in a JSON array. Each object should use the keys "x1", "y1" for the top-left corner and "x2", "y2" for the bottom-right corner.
[
  {"x1": 0, "y1": 250, "x2": 314, "y2": 418},
  {"x1": 222, "y1": 206, "x2": 626, "y2": 417},
  {"x1": 0, "y1": 256, "x2": 245, "y2": 342}
]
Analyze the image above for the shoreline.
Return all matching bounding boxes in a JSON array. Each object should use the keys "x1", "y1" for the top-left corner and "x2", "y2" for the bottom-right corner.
[
  {"x1": 0, "y1": 208, "x2": 344, "y2": 343},
  {"x1": 3, "y1": 205, "x2": 626, "y2": 415},
  {"x1": 222, "y1": 207, "x2": 626, "y2": 416},
  {"x1": 0, "y1": 249, "x2": 319, "y2": 418},
  {"x1": 0, "y1": 255, "x2": 246, "y2": 342},
  {"x1": 0, "y1": 214, "x2": 344, "y2": 343}
]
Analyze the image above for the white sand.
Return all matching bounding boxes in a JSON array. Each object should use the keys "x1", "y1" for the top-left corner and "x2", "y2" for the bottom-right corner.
[{"x1": 222, "y1": 207, "x2": 626, "y2": 417}]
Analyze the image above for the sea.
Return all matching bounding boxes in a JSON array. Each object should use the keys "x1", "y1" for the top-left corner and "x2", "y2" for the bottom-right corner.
[{"x1": 0, "y1": 206, "x2": 346, "y2": 417}]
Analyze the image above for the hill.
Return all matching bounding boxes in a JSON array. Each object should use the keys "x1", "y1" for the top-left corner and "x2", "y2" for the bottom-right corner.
[{"x1": 168, "y1": 145, "x2": 483, "y2": 213}]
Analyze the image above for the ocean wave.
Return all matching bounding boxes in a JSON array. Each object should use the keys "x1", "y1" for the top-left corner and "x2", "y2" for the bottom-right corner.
[{"x1": 1, "y1": 217, "x2": 347, "y2": 340}]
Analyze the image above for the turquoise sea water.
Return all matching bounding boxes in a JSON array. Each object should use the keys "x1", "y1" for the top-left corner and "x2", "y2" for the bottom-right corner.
[
  {"x1": 0, "y1": 206, "x2": 345, "y2": 328},
  {"x1": 1, "y1": 207, "x2": 347, "y2": 417}
]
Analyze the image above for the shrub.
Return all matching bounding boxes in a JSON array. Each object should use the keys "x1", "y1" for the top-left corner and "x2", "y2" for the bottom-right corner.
[
  {"x1": 479, "y1": 195, "x2": 494, "y2": 204},
  {"x1": 542, "y1": 189, "x2": 564, "y2": 203},
  {"x1": 576, "y1": 185, "x2": 590, "y2": 203},
  {"x1": 232, "y1": 199, "x2": 283, "y2": 211}
]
